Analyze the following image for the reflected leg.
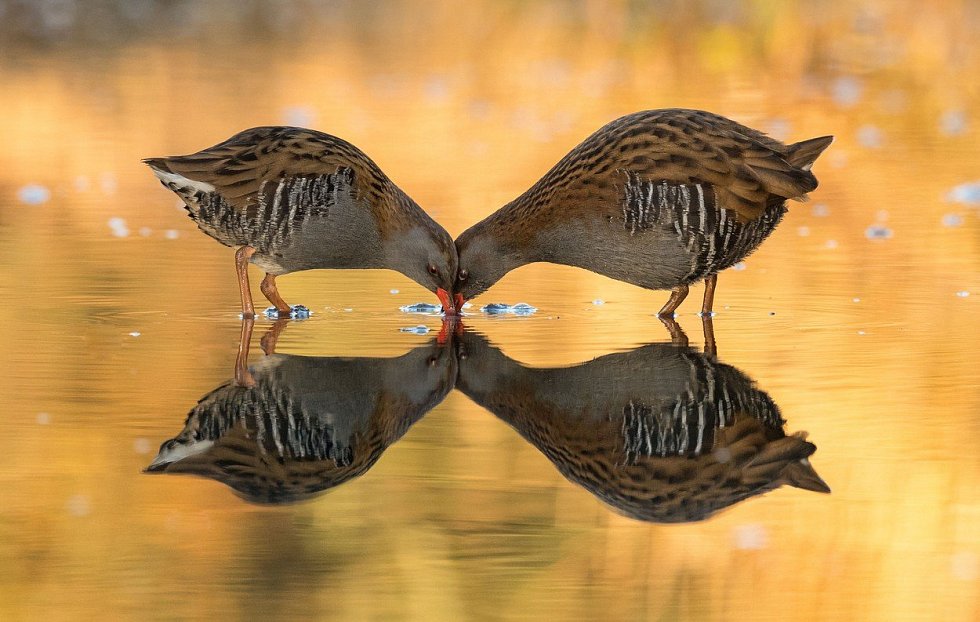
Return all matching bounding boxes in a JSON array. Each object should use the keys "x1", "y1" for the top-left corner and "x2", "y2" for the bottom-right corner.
[
  {"x1": 234, "y1": 316, "x2": 257, "y2": 388},
  {"x1": 657, "y1": 284, "x2": 689, "y2": 317},
  {"x1": 702, "y1": 314, "x2": 717, "y2": 357},
  {"x1": 260, "y1": 273, "x2": 292, "y2": 316},
  {"x1": 658, "y1": 316, "x2": 689, "y2": 347},
  {"x1": 260, "y1": 319, "x2": 289, "y2": 355},
  {"x1": 235, "y1": 245, "x2": 257, "y2": 318},
  {"x1": 700, "y1": 273, "x2": 718, "y2": 317}
]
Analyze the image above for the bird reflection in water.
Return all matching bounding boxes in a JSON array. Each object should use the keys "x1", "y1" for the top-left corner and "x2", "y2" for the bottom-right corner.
[
  {"x1": 145, "y1": 318, "x2": 457, "y2": 503},
  {"x1": 455, "y1": 317, "x2": 829, "y2": 523}
]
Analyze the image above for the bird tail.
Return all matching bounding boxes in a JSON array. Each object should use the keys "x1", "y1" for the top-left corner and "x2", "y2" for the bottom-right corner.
[
  {"x1": 786, "y1": 136, "x2": 834, "y2": 171},
  {"x1": 142, "y1": 157, "x2": 216, "y2": 216}
]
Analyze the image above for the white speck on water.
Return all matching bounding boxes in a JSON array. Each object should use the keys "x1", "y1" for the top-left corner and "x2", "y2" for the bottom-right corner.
[
  {"x1": 865, "y1": 225, "x2": 893, "y2": 240},
  {"x1": 281, "y1": 105, "x2": 315, "y2": 126},
  {"x1": 481, "y1": 302, "x2": 538, "y2": 316},
  {"x1": 825, "y1": 239, "x2": 839, "y2": 249},
  {"x1": 733, "y1": 523, "x2": 768, "y2": 550},
  {"x1": 857, "y1": 125, "x2": 884, "y2": 148},
  {"x1": 876, "y1": 209, "x2": 889, "y2": 222},
  {"x1": 18, "y1": 184, "x2": 51, "y2": 204},
  {"x1": 344, "y1": 308, "x2": 353, "y2": 312},
  {"x1": 399, "y1": 325, "x2": 430, "y2": 334},
  {"x1": 37, "y1": 412, "x2": 51, "y2": 425},
  {"x1": 832, "y1": 76, "x2": 863, "y2": 107},
  {"x1": 138, "y1": 227, "x2": 153, "y2": 237},
  {"x1": 592, "y1": 298, "x2": 605, "y2": 305},
  {"x1": 100, "y1": 172, "x2": 118, "y2": 195},
  {"x1": 389, "y1": 289, "x2": 399, "y2": 294},
  {"x1": 946, "y1": 181, "x2": 980, "y2": 205},
  {"x1": 133, "y1": 438, "x2": 152, "y2": 454},
  {"x1": 733, "y1": 262, "x2": 747, "y2": 271},
  {"x1": 73, "y1": 176, "x2": 90, "y2": 191},
  {"x1": 461, "y1": 302, "x2": 473, "y2": 309},
  {"x1": 400, "y1": 302, "x2": 443, "y2": 314},
  {"x1": 811, "y1": 203, "x2": 830, "y2": 217},
  {"x1": 858, "y1": 330, "x2": 866, "y2": 335},
  {"x1": 108, "y1": 217, "x2": 130, "y2": 238},
  {"x1": 956, "y1": 291, "x2": 970, "y2": 298},
  {"x1": 713, "y1": 447, "x2": 732, "y2": 463},
  {"x1": 66, "y1": 495, "x2": 91, "y2": 517},
  {"x1": 797, "y1": 226, "x2": 810, "y2": 237},
  {"x1": 951, "y1": 552, "x2": 979, "y2": 581},
  {"x1": 164, "y1": 229, "x2": 179, "y2": 239},
  {"x1": 941, "y1": 213, "x2": 964, "y2": 228},
  {"x1": 853, "y1": 298, "x2": 861, "y2": 303},
  {"x1": 129, "y1": 331, "x2": 141, "y2": 337},
  {"x1": 939, "y1": 110, "x2": 968, "y2": 136}
]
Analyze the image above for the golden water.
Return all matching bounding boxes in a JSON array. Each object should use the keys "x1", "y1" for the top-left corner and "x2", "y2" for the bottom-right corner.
[{"x1": 1, "y1": 1, "x2": 978, "y2": 620}]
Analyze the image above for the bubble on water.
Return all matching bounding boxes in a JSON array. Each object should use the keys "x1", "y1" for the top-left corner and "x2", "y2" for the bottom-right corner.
[
  {"x1": 941, "y1": 213, "x2": 964, "y2": 227},
  {"x1": 858, "y1": 330, "x2": 867, "y2": 335},
  {"x1": 133, "y1": 438, "x2": 151, "y2": 454},
  {"x1": 857, "y1": 125, "x2": 884, "y2": 148},
  {"x1": 956, "y1": 291, "x2": 970, "y2": 298},
  {"x1": 945, "y1": 181, "x2": 980, "y2": 205},
  {"x1": 129, "y1": 331, "x2": 141, "y2": 337},
  {"x1": 733, "y1": 262, "x2": 747, "y2": 271},
  {"x1": 853, "y1": 298, "x2": 861, "y2": 303},
  {"x1": 138, "y1": 227, "x2": 153, "y2": 237},
  {"x1": 832, "y1": 76, "x2": 863, "y2": 107},
  {"x1": 281, "y1": 105, "x2": 315, "y2": 126},
  {"x1": 18, "y1": 184, "x2": 51, "y2": 204},
  {"x1": 825, "y1": 239, "x2": 839, "y2": 249},
  {"x1": 733, "y1": 523, "x2": 768, "y2": 550},
  {"x1": 481, "y1": 302, "x2": 538, "y2": 316},
  {"x1": 37, "y1": 412, "x2": 51, "y2": 425},
  {"x1": 797, "y1": 226, "x2": 810, "y2": 237},
  {"x1": 812, "y1": 203, "x2": 830, "y2": 217},
  {"x1": 164, "y1": 229, "x2": 180, "y2": 239},
  {"x1": 951, "y1": 552, "x2": 979, "y2": 581},
  {"x1": 108, "y1": 217, "x2": 130, "y2": 238},
  {"x1": 66, "y1": 494, "x2": 91, "y2": 517},
  {"x1": 400, "y1": 302, "x2": 443, "y2": 314},
  {"x1": 74, "y1": 176, "x2": 90, "y2": 192},
  {"x1": 264, "y1": 305, "x2": 310, "y2": 319},
  {"x1": 344, "y1": 308, "x2": 353, "y2": 312},
  {"x1": 865, "y1": 225, "x2": 893, "y2": 240},
  {"x1": 939, "y1": 110, "x2": 968, "y2": 136},
  {"x1": 389, "y1": 289, "x2": 400, "y2": 294},
  {"x1": 592, "y1": 298, "x2": 605, "y2": 306},
  {"x1": 399, "y1": 325, "x2": 430, "y2": 334}
]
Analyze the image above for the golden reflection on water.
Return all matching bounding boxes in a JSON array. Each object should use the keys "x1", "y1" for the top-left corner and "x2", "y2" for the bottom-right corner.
[{"x1": 1, "y1": 1, "x2": 978, "y2": 620}]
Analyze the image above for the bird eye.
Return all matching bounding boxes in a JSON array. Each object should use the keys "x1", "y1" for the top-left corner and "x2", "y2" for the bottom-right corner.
[
  {"x1": 458, "y1": 269, "x2": 469, "y2": 282},
  {"x1": 427, "y1": 264, "x2": 439, "y2": 276}
]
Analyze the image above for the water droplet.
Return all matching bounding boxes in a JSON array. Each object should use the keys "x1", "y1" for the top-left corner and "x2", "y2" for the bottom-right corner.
[
  {"x1": 825, "y1": 239, "x2": 839, "y2": 249},
  {"x1": 858, "y1": 330, "x2": 866, "y2": 335},
  {"x1": 832, "y1": 76, "x2": 863, "y2": 107},
  {"x1": 108, "y1": 217, "x2": 130, "y2": 238},
  {"x1": 946, "y1": 181, "x2": 980, "y2": 205},
  {"x1": 857, "y1": 125, "x2": 884, "y2": 148},
  {"x1": 592, "y1": 298, "x2": 605, "y2": 306},
  {"x1": 66, "y1": 495, "x2": 91, "y2": 517},
  {"x1": 939, "y1": 110, "x2": 968, "y2": 136},
  {"x1": 733, "y1": 523, "x2": 768, "y2": 550},
  {"x1": 129, "y1": 331, "x2": 141, "y2": 337},
  {"x1": 812, "y1": 203, "x2": 830, "y2": 217},
  {"x1": 164, "y1": 229, "x2": 180, "y2": 240},
  {"x1": 18, "y1": 184, "x2": 51, "y2": 204},
  {"x1": 865, "y1": 225, "x2": 893, "y2": 240},
  {"x1": 941, "y1": 213, "x2": 964, "y2": 227},
  {"x1": 133, "y1": 438, "x2": 151, "y2": 454},
  {"x1": 853, "y1": 298, "x2": 861, "y2": 303},
  {"x1": 956, "y1": 291, "x2": 970, "y2": 298},
  {"x1": 389, "y1": 289, "x2": 399, "y2": 294},
  {"x1": 797, "y1": 226, "x2": 810, "y2": 237},
  {"x1": 37, "y1": 412, "x2": 51, "y2": 425}
]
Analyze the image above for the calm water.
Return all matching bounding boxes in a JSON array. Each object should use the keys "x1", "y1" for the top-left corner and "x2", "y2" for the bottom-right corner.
[{"x1": 2, "y1": 1, "x2": 979, "y2": 620}]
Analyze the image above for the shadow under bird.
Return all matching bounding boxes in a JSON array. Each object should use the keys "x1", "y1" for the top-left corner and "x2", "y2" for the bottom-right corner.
[
  {"x1": 144, "y1": 127, "x2": 460, "y2": 317},
  {"x1": 455, "y1": 329, "x2": 829, "y2": 523},
  {"x1": 455, "y1": 109, "x2": 833, "y2": 316},
  {"x1": 145, "y1": 321, "x2": 457, "y2": 504}
]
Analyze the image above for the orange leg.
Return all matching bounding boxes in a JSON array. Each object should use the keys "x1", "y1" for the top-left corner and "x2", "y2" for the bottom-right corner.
[
  {"x1": 702, "y1": 313, "x2": 717, "y2": 357},
  {"x1": 235, "y1": 246, "x2": 257, "y2": 318},
  {"x1": 260, "y1": 273, "x2": 292, "y2": 315},
  {"x1": 260, "y1": 319, "x2": 289, "y2": 355},
  {"x1": 701, "y1": 273, "x2": 718, "y2": 316},
  {"x1": 657, "y1": 284, "x2": 689, "y2": 317},
  {"x1": 234, "y1": 316, "x2": 257, "y2": 388},
  {"x1": 658, "y1": 316, "x2": 689, "y2": 347}
]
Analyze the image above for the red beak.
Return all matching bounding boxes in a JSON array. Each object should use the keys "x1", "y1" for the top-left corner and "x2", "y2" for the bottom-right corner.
[{"x1": 436, "y1": 288, "x2": 459, "y2": 316}]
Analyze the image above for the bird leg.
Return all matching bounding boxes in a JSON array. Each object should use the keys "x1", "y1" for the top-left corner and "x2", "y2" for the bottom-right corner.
[
  {"x1": 260, "y1": 274, "x2": 292, "y2": 316},
  {"x1": 701, "y1": 273, "x2": 718, "y2": 316},
  {"x1": 235, "y1": 245, "x2": 257, "y2": 318},
  {"x1": 657, "y1": 284, "x2": 689, "y2": 317},
  {"x1": 234, "y1": 316, "x2": 257, "y2": 388}
]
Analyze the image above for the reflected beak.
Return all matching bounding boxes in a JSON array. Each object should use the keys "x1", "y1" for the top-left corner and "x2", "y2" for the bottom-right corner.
[
  {"x1": 436, "y1": 288, "x2": 459, "y2": 316},
  {"x1": 454, "y1": 293, "x2": 465, "y2": 312}
]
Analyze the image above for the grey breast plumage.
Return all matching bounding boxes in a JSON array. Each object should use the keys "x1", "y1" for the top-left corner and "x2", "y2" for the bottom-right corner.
[{"x1": 455, "y1": 331, "x2": 829, "y2": 523}]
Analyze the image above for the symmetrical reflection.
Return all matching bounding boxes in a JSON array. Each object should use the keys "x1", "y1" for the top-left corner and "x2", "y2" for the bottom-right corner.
[
  {"x1": 146, "y1": 320, "x2": 457, "y2": 503},
  {"x1": 456, "y1": 320, "x2": 829, "y2": 522},
  {"x1": 149, "y1": 318, "x2": 826, "y2": 519}
]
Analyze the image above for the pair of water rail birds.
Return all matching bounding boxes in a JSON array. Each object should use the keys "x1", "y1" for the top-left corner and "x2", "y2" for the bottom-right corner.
[{"x1": 145, "y1": 109, "x2": 832, "y2": 317}]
